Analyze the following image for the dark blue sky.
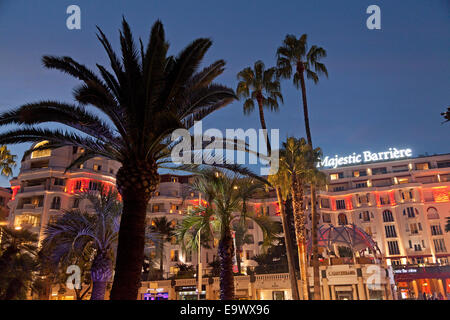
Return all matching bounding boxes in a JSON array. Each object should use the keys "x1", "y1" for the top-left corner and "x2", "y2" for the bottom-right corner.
[{"x1": 0, "y1": 0, "x2": 449, "y2": 186}]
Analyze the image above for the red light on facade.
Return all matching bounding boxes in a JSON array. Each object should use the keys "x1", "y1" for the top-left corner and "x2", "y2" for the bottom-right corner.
[{"x1": 11, "y1": 186, "x2": 20, "y2": 201}]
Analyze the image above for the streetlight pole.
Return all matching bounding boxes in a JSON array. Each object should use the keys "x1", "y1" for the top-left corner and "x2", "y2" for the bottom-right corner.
[{"x1": 197, "y1": 192, "x2": 203, "y2": 300}]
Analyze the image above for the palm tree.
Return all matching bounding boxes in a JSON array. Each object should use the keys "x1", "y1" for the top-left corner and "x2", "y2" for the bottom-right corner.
[
  {"x1": 442, "y1": 106, "x2": 450, "y2": 123},
  {"x1": 177, "y1": 169, "x2": 279, "y2": 300},
  {"x1": 274, "y1": 137, "x2": 323, "y2": 300},
  {"x1": 0, "y1": 145, "x2": 16, "y2": 177},
  {"x1": 277, "y1": 34, "x2": 328, "y2": 300},
  {"x1": 42, "y1": 188, "x2": 122, "y2": 300},
  {"x1": 0, "y1": 19, "x2": 238, "y2": 299},
  {"x1": 0, "y1": 227, "x2": 38, "y2": 299},
  {"x1": 148, "y1": 217, "x2": 176, "y2": 275},
  {"x1": 236, "y1": 61, "x2": 283, "y2": 153},
  {"x1": 231, "y1": 222, "x2": 253, "y2": 274}
]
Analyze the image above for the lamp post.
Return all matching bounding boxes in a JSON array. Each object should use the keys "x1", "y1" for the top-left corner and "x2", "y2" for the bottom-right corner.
[{"x1": 197, "y1": 192, "x2": 203, "y2": 300}]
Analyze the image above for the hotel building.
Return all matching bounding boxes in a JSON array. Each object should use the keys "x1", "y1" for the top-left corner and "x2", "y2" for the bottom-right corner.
[
  {"x1": 5, "y1": 143, "x2": 450, "y2": 299},
  {"x1": 313, "y1": 152, "x2": 450, "y2": 299}
]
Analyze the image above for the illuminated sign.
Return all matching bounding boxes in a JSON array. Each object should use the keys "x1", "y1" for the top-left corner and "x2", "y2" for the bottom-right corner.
[{"x1": 318, "y1": 148, "x2": 413, "y2": 169}]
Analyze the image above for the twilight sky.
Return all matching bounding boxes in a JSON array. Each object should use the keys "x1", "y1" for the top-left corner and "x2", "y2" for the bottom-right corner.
[{"x1": 0, "y1": 0, "x2": 449, "y2": 187}]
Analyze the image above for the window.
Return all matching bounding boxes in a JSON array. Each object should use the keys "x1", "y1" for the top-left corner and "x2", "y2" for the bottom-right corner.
[
  {"x1": 426, "y1": 207, "x2": 439, "y2": 219},
  {"x1": 398, "y1": 177, "x2": 409, "y2": 184},
  {"x1": 185, "y1": 251, "x2": 192, "y2": 263},
  {"x1": 109, "y1": 168, "x2": 114, "y2": 174},
  {"x1": 380, "y1": 195, "x2": 390, "y2": 205},
  {"x1": 410, "y1": 223, "x2": 419, "y2": 234},
  {"x1": 431, "y1": 225, "x2": 443, "y2": 236},
  {"x1": 391, "y1": 259, "x2": 401, "y2": 266},
  {"x1": 387, "y1": 241, "x2": 400, "y2": 255},
  {"x1": 360, "y1": 211, "x2": 371, "y2": 222},
  {"x1": 383, "y1": 210, "x2": 394, "y2": 222},
  {"x1": 415, "y1": 163, "x2": 429, "y2": 170},
  {"x1": 77, "y1": 164, "x2": 84, "y2": 169},
  {"x1": 333, "y1": 186, "x2": 345, "y2": 192},
  {"x1": 152, "y1": 204, "x2": 160, "y2": 212},
  {"x1": 372, "y1": 167, "x2": 387, "y2": 175},
  {"x1": 51, "y1": 197, "x2": 61, "y2": 210},
  {"x1": 246, "y1": 250, "x2": 254, "y2": 260},
  {"x1": 54, "y1": 178, "x2": 65, "y2": 186},
  {"x1": 336, "y1": 200, "x2": 346, "y2": 210},
  {"x1": 403, "y1": 207, "x2": 417, "y2": 218},
  {"x1": 320, "y1": 198, "x2": 330, "y2": 208},
  {"x1": 414, "y1": 244, "x2": 422, "y2": 252},
  {"x1": 247, "y1": 220, "x2": 254, "y2": 229},
  {"x1": 392, "y1": 165, "x2": 408, "y2": 173},
  {"x1": 171, "y1": 177, "x2": 178, "y2": 183},
  {"x1": 89, "y1": 181, "x2": 100, "y2": 190},
  {"x1": 437, "y1": 161, "x2": 450, "y2": 168},
  {"x1": 385, "y1": 225, "x2": 397, "y2": 238},
  {"x1": 356, "y1": 182, "x2": 367, "y2": 189},
  {"x1": 93, "y1": 164, "x2": 102, "y2": 171},
  {"x1": 72, "y1": 198, "x2": 80, "y2": 209},
  {"x1": 322, "y1": 213, "x2": 331, "y2": 223},
  {"x1": 170, "y1": 250, "x2": 179, "y2": 262},
  {"x1": 330, "y1": 173, "x2": 343, "y2": 180},
  {"x1": 353, "y1": 170, "x2": 367, "y2": 177},
  {"x1": 246, "y1": 235, "x2": 254, "y2": 244},
  {"x1": 338, "y1": 213, "x2": 348, "y2": 225},
  {"x1": 30, "y1": 141, "x2": 51, "y2": 159},
  {"x1": 433, "y1": 239, "x2": 447, "y2": 253}
]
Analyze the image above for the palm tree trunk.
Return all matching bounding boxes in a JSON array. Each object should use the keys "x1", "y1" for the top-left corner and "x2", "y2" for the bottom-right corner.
[
  {"x1": 276, "y1": 187, "x2": 300, "y2": 300},
  {"x1": 218, "y1": 226, "x2": 235, "y2": 300},
  {"x1": 291, "y1": 175, "x2": 309, "y2": 300},
  {"x1": 91, "y1": 281, "x2": 108, "y2": 300},
  {"x1": 298, "y1": 63, "x2": 321, "y2": 300},
  {"x1": 257, "y1": 98, "x2": 271, "y2": 155},
  {"x1": 110, "y1": 162, "x2": 159, "y2": 300},
  {"x1": 159, "y1": 245, "x2": 164, "y2": 273},
  {"x1": 236, "y1": 248, "x2": 242, "y2": 274}
]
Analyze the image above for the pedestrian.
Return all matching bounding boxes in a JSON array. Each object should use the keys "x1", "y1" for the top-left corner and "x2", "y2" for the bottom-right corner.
[{"x1": 438, "y1": 293, "x2": 443, "y2": 300}]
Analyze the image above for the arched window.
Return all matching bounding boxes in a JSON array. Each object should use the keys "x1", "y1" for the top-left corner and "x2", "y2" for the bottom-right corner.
[
  {"x1": 338, "y1": 213, "x2": 348, "y2": 225},
  {"x1": 51, "y1": 197, "x2": 61, "y2": 210},
  {"x1": 31, "y1": 141, "x2": 51, "y2": 159},
  {"x1": 383, "y1": 210, "x2": 394, "y2": 222},
  {"x1": 426, "y1": 207, "x2": 439, "y2": 220}
]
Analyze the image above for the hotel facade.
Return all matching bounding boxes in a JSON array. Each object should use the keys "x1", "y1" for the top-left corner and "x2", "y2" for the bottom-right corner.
[{"x1": 6, "y1": 143, "x2": 450, "y2": 300}]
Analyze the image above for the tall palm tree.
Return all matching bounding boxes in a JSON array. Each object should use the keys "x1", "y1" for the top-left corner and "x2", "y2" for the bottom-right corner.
[
  {"x1": 267, "y1": 174, "x2": 300, "y2": 300},
  {"x1": 275, "y1": 137, "x2": 323, "y2": 300},
  {"x1": 0, "y1": 145, "x2": 16, "y2": 177},
  {"x1": 231, "y1": 222, "x2": 253, "y2": 274},
  {"x1": 0, "y1": 227, "x2": 38, "y2": 300},
  {"x1": 148, "y1": 217, "x2": 176, "y2": 274},
  {"x1": 0, "y1": 19, "x2": 238, "y2": 299},
  {"x1": 177, "y1": 169, "x2": 279, "y2": 300},
  {"x1": 277, "y1": 34, "x2": 328, "y2": 300},
  {"x1": 42, "y1": 188, "x2": 122, "y2": 300},
  {"x1": 236, "y1": 61, "x2": 283, "y2": 153}
]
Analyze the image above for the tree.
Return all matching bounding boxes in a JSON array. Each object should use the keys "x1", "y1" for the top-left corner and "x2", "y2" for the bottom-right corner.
[
  {"x1": 445, "y1": 217, "x2": 450, "y2": 232},
  {"x1": 267, "y1": 174, "x2": 300, "y2": 300},
  {"x1": 42, "y1": 188, "x2": 122, "y2": 300},
  {"x1": 0, "y1": 145, "x2": 16, "y2": 177},
  {"x1": 236, "y1": 60, "x2": 283, "y2": 153},
  {"x1": 277, "y1": 34, "x2": 328, "y2": 300},
  {"x1": 148, "y1": 217, "x2": 176, "y2": 275},
  {"x1": 274, "y1": 137, "x2": 324, "y2": 300},
  {"x1": 177, "y1": 169, "x2": 279, "y2": 300},
  {"x1": 0, "y1": 19, "x2": 237, "y2": 299},
  {"x1": 0, "y1": 227, "x2": 38, "y2": 300}
]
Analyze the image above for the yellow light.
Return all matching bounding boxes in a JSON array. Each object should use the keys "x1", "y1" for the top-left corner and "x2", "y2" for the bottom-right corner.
[{"x1": 15, "y1": 226, "x2": 22, "y2": 230}]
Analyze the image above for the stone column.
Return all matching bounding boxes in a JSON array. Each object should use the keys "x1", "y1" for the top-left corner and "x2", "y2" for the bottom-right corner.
[
  {"x1": 357, "y1": 278, "x2": 367, "y2": 300},
  {"x1": 330, "y1": 285, "x2": 336, "y2": 300},
  {"x1": 322, "y1": 277, "x2": 330, "y2": 300}
]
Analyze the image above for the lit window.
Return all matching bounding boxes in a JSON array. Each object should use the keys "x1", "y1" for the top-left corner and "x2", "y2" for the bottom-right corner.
[
  {"x1": 93, "y1": 164, "x2": 102, "y2": 171},
  {"x1": 30, "y1": 141, "x2": 51, "y2": 159}
]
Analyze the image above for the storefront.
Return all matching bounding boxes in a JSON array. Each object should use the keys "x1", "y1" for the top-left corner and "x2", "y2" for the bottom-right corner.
[
  {"x1": 393, "y1": 266, "x2": 450, "y2": 300},
  {"x1": 175, "y1": 285, "x2": 206, "y2": 300}
]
